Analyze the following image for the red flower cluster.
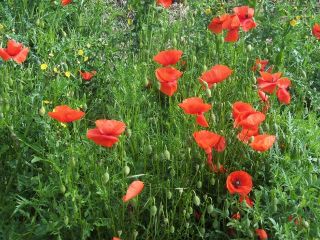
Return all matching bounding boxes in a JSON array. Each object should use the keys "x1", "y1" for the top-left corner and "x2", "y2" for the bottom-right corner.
[
  {"x1": 257, "y1": 71, "x2": 292, "y2": 105},
  {"x1": 232, "y1": 102, "x2": 276, "y2": 152},
  {"x1": 154, "y1": 50, "x2": 183, "y2": 96},
  {"x1": 0, "y1": 39, "x2": 29, "y2": 64},
  {"x1": 208, "y1": 6, "x2": 257, "y2": 42}
]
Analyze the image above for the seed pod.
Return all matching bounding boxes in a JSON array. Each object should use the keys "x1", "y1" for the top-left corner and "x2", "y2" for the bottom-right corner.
[
  {"x1": 150, "y1": 205, "x2": 157, "y2": 216},
  {"x1": 123, "y1": 165, "x2": 130, "y2": 176},
  {"x1": 207, "y1": 204, "x2": 214, "y2": 214},
  {"x1": 247, "y1": 44, "x2": 253, "y2": 52},
  {"x1": 193, "y1": 195, "x2": 201, "y2": 206}
]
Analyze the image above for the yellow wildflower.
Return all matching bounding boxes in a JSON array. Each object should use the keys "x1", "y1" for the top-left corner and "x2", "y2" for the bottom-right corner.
[
  {"x1": 65, "y1": 71, "x2": 71, "y2": 78},
  {"x1": 40, "y1": 63, "x2": 48, "y2": 71},
  {"x1": 290, "y1": 19, "x2": 297, "y2": 27},
  {"x1": 60, "y1": 123, "x2": 67, "y2": 128},
  {"x1": 295, "y1": 15, "x2": 301, "y2": 20},
  {"x1": 204, "y1": 8, "x2": 212, "y2": 15},
  {"x1": 53, "y1": 67, "x2": 59, "y2": 73},
  {"x1": 128, "y1": 18, "x2": 133, "y2": 26},
  {"x1": 78, "y1": 49, "x2": 84, "y2": 56},
  {"x1": 0, "y1": 24, "x2": 4, "y2": 30},
  {"x1": 84, "y1": 56, "x2": 89, "y2": 62},
  {"x1": 43, "y1": 100, "x2": 52, "y2": 104}
]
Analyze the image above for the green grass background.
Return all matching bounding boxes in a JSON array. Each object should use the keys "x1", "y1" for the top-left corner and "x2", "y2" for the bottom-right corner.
[{"x1": 0, "y1": 0, "x2": 319, "y2": 239}]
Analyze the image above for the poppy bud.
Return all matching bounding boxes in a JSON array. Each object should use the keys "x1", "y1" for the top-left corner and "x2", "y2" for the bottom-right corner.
[
  {"x1": 164, "y1": 149, "x2": 170, "y2": 160},
  {"x1": 183, "y1": 209, "x2": 187, "y2": 215},
  {"x1": 164, "y1": 218, "x2": 169, "y2": 224},
  {"x1": 172, "y1": 37, "x2": 177, "y2": 46},
  {"x1": 203, "y1": 194, "x2": 207, "y2": 200},
  {"x1": 193, "y1": 195, "x2": 201, "y2": 206},
  {"x1": 185, "y1": 222, "x2": 190, "y2": 228},
  {"x1": 146, "y1": 144, "x2": 152, "y2": 154},
  {"x1": 126, "y1": 128, "x2": 132, "y2": 138},
  {"x1": 247, "y1": 44, "x2": 253, "y2": 52},
  {"x1": 167, "y1": 191, "x2": 172, "y2": 199},
  {"x1": 103, "y1": 172, "x2": 110, "y2": 183},
  {"x1": 213, "y1": 219, "x2": 219, "y2": 228},
  {"x1": 64, "y1": 216, "x2": 69, "y2": 225},
  {"x1": 200, "y1": 228, "x2": 205, "y2": 235},
  {"x1": 206, "y1": 88, "x2": 212, "y2": 98},
  {"x1": 210, "y1": 177, "x2": 215, "y2": 185},
  {"x1": 264, "y1": 47, "x2": 268, "y2": 54},
  {"x1": 169, "y1": 226, "x2": 175, "y2": 233},
  {"x1": 62, "y1": 30, "x2": 67, "y2": 37},
  {"x1": 150, "y1": 205, "x2": 157, "y2": 216},
  {"x1": 133, "y1": 230, "x2": 138, "y2": 239},
  {"x1": 170, "y1": 169, "x2": 175, "y2": 176},
  {"x1": 195, "y1": 164, "x2": 200, "y2": 171},
  {"x1": 123, "y1": 165, "x2": 130, "y2": 176},
  {"x1": 196, "y1": 181, "x2": 202, "y2": 189},
  {"x1": 207, "y1": 204, "x2": 214, "y2": 214},
  {"x1": 60, "y1": 184, "x2": 66, "y2": 193},
  {"x1": 303, "y1": 220, "x2": 309, "y2": 228},
  {"x1": 39, "y1": 106, "x2": 46, "y2": 116},
  {"x1": 192, "y1": 56, "x2": 197, "y2": 63},
  {"x1": 203, "y1": 65, "x2": 208, "y2": 72},
  {"x1": 70, "y1": 157, "x2": 77, "y2": 167},
  {"x1": 301, "y1": 70, "x2": 307, "y2": 78}
]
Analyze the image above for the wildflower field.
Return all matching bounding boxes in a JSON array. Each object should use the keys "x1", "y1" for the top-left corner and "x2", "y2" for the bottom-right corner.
[{"x1": 1, "y1": 0, "x2": 320, "y2": 239}]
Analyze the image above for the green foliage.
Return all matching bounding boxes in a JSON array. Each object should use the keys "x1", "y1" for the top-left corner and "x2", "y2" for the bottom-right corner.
[{"x1": 0, "y1": 0, "x2": 319, "y2": 239}]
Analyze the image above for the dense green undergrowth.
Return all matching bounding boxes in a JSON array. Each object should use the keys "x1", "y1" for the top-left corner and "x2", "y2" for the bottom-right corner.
[{"x1": 0, "y1": 0, "x2": 319, "y2": 239}]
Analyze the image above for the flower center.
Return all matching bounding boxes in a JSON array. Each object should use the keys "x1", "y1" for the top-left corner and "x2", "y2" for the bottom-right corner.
[{"x1": 234, "y1": 180, "x2": 241, "y2": 188}]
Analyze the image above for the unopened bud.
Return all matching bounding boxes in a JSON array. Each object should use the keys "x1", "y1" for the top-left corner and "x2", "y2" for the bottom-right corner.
[
  {"x1": 150, "y1": 205, "x2": 157, "y2": 216},
  {"x1": 193, "y1": 195, "x2": 201, "y2": 206},
  {"x1": 39, "y1": 106, "x2": 46, "y2": 116},
  {"x1": 123, "y1": 165, "x2": 130, "y2": 176}
]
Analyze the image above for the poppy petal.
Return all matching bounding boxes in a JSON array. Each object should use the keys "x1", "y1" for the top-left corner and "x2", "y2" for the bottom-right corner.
[
  {"x1": 0, "y1": 48, "x2": 11, "y2": 61},
  {"x1": 277, "y1": 88, "x2": 291, "y2": 105},
  {"x1": 95, "y1": 120, "x2": 126, "y2": 136},
  {"x1": 87, "y1": 128, "x2": 119, "y2": 147},
  {"x1": 250, "y1": 134, "x2": 276, "y2": 152},
  {"x1": 6, "y1": 39, "x2": 23, "y2": 56},
  {"x1": 122, "y1": 180, "x2": 144, "y2": 202},
  {"x1": 196, "y1": 114, "x2": 209, "y2": 127},
  {"x1": 12, "y1": 47, "x2": 29, "y2": 64},
  {"x1": 153, "y1": 50, "x2": 183, "y2": 66}
]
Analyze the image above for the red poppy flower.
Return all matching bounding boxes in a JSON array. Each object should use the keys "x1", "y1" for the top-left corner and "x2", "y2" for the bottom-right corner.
[
  {"x1": 153, "y1": 50, "x2": 183, "y2": 66},
  {"x1": 255, "y1": 229, "x2": 268, "y2": 240},
  {"x1": 61, "y1": 0, "x2": 72, "y2": 6},
  {"x1": 193, "y1": 131, "x2": 226, "y2": 170},
  {"x1": 200, "y1": 65, "x2": 232, "y2": 88},
  {"x1": 232, "y1": 102, "x2": 265, "y2": 129},
  {"x1": 233, "y1": 6, "x2": 256, "y2": 32},
  {"x1": 178, "y1": 97, "x2": 212, "y2": 127},
  {"x1": 239, "y1": 195, "x2": 254, "y2": 207},
  {"x1": 213, "y1": 164, "x2": 227, "y2": 173},
  {"x1": 87, "y1": 120, "x2": 126, "y2": 147},
  {"x1": 208, "y1": 14, "x2": 229, "y2": 34},
  {"x1": 157, "y1": 0, "x2": 172, "y2": 8},
  {"x1": 312, "y1": 23, "x2": 320, "y2": 40},
  {"x1": 155, "y1": 67, "x2": 183, "y2": 96},
  {"x1": 250, "y1": 134, "x2": 276, "y2": 152},
  {"x1": 0, "y1": 39, "x2": 29, "y2": 64},
  {"x1": 231, "y1": 212, "x2": 241, "y2": 220},
  {"x1": 48, "y1": 105, "x2": 85, "y2": 123},
  {"x1": 257, "y1": 71, "x2": 282, "y2": 94},
  {"x1": 226, "y1": 170, "x2": 252, "y2": 195},
  {"x1": 122, "y1": 180, "x2": 144, "y2": 202},
  {"x1": 237, "y1": 127, "x2": 259, "y2": 143},
  {"x1": 252, "y1": 59, "x2": 271, "y2": 72},
  {"x1": 222, "y1": 15, "x2": 241, "y2": 42},
  {"x1": 112, "y1": 237, "x2": 121, "y2": 240},
  {"x1": 80, "y1": 70, "x2": 96, "y2": 81}
]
